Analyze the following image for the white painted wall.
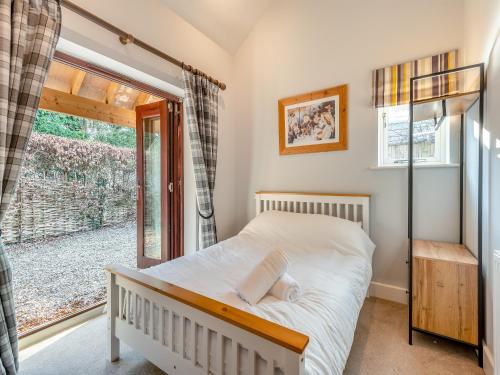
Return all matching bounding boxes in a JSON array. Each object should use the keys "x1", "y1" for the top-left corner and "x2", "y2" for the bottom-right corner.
[
  {"x1": 486, "y1": 40, "x2": 500, "y2": 370},
  {"x1": 58, "y1": 0, "x2": 238, "y2": 254},
  {"x1": 464, "y1": 0, "x2": 500, "y2": 361},
  {"x1": 231, "y1": 0, "x2": 465, "y2": 288},
  {"x1": 464, "y1": 101, "x2": 480, "y2": 258}
]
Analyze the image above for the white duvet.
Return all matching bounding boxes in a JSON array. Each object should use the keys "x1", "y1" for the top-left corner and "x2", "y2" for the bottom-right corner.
[{"x1": 143, "y1": 211, "x2": 375, "y2": 375}]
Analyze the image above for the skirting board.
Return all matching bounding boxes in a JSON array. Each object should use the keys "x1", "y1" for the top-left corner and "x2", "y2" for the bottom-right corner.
[
  {"x1": 483, "y1": 342, "x2": 494, "y2": 375},
  {"x1": 369, "y1": 281, "x2": 408, "y2": 305},
  {"x1": 19, "y1": 304, "x2": 105, "y2": 351}
]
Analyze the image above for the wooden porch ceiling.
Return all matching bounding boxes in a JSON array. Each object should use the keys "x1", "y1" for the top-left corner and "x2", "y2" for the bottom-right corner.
[{"x1": 40, "y1": 60, "x2": 162, "y2": 127}]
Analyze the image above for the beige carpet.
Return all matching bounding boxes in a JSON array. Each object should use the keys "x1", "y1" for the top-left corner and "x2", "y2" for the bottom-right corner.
[
  {"x1": 345, "y1": 298, "x2": 483, "y2": 375},
  {"x1": 19, "y1": 298, "x2": 483, "y2": 374}
]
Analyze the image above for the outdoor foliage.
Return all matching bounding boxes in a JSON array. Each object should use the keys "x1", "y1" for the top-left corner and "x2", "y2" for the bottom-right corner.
[
  {"x1": 34, "y1": 109, "x2": 136, "y2": 148},
  {"x1": 2, "y1": 125, "x2": 137, "y2": 244},
  {"x1": 24, "y1": 133, "x2": 135, "y2": 183}
]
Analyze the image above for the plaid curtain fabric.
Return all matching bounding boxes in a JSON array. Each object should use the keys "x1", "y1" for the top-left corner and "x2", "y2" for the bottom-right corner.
[
  {"x1": 372, "y1": 50, "x2": 459, "y2": 108},
  {"x1": 182, "y1": 70, "x2": 219, "y2": 249},
  {"x1": 0, "y1": 1, "x2": 61, "y2": 373}
]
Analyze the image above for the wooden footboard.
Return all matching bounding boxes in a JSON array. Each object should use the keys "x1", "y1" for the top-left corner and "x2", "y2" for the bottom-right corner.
[{"x1": 106, "y1": 265, "x2": 309, "y2": 375}]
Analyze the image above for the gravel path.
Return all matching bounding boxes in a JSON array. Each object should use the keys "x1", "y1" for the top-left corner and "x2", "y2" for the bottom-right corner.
[{"x1": 5, "y1": 222, "x2": 136, "y2": 334}]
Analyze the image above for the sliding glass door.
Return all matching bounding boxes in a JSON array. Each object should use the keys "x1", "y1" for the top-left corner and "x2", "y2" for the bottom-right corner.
[{"x1": 136, "y1": 100, "x2": 183, "y2": 268}]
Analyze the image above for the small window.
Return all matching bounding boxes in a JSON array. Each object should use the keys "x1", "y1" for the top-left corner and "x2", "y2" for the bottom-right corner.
[{"x1": 378, "y1": 104, "x2": 450, "y2": 166}]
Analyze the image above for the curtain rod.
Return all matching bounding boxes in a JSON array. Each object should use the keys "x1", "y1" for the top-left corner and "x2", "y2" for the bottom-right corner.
[{"x1": 60, "y1": 0, "x2": 227, "y2": 91}]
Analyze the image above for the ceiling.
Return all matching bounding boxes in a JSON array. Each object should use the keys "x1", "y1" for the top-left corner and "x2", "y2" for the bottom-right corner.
[
  {"x1": 41, "y1": 60, "x2": 161, "y2": 127},
  {"x1": 160, "y1": 0, "x2": 272, "y2": 54}
]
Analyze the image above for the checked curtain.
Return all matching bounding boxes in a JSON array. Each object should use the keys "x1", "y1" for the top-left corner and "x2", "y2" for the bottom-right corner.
[
  {"x1": 0, "y1": 0, "x2": 61, "y2": 373},
  {"x1": 182, "y1": 70, "x2": 219, "y2": 249}
]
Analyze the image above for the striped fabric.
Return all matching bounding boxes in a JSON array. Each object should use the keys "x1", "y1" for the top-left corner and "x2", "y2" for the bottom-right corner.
[
  {"x1": 182, "y1": 70, "x2": 219, "y2": 249},
  {"x1": 372, "y1": 50, "x2": 459, "y2": 108},
  {"x1": 0, "y1": 1, "x2": 61, "y2": 373}
]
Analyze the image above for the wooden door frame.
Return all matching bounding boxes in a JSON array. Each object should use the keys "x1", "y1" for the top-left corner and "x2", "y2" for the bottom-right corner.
[
  {"x1": 52, "y1": 51, "x2": 184, "y2": 266},
  {"x1": 171, "y1": 101, "x2": 184, "y2": 259}
]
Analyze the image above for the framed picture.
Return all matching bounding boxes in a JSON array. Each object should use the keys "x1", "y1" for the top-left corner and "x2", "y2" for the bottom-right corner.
[{"x1": 278, "y1": 84, "x2": 347, "y2": 155}]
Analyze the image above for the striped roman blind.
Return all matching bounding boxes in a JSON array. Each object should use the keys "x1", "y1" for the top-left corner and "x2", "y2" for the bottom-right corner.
[{"x1": 372, "y1": 50, "x2": 459, "y2": 108}]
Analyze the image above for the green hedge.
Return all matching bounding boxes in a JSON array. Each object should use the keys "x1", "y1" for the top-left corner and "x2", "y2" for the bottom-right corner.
[{"x1": 2, "y1": 132, "x2": 136, "y2": 244}]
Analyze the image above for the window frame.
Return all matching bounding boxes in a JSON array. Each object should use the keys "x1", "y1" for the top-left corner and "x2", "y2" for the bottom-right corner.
[{"x1": 377, "y1": 105, "x2": 450, "y2": 167}]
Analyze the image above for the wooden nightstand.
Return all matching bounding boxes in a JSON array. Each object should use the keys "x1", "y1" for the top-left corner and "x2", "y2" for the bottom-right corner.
[{"x1": 412, "y1": 239, "x2": 478, "y2": 345}]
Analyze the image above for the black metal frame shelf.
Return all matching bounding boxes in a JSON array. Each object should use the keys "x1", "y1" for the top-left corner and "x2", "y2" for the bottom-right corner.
[{"x1": 408, "y1": 63, "x2": 485, "y2": 367}]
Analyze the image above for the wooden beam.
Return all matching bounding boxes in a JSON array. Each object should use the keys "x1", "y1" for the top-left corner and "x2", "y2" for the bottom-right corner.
[
  {"x1": 70, "y1": 70, "x2": 86, "y2": 95},
  {"x1": 39, "y1": 87, "x2": 136, "y2": 128},
  {"x1": 106, "y1": 82, "x2": 120, "y2": 104},
  {"x1": 134, "y1": 92, "x2": 151, "y2": 108}
]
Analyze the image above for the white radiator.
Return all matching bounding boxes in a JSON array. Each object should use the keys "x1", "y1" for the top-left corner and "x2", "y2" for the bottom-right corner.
[{"x1": 494, "y1": 250, "x2": 500, "y2": 375}]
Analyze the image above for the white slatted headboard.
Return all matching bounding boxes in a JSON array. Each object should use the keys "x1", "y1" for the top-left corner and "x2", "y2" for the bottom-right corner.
[{"x1": 255, "y1": 191, "x2": 371, "y2": 234}]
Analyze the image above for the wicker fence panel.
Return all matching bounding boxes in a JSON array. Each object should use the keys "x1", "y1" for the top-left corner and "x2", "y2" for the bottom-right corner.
[
  {"x1": 2, "y1": 180, "x2": 136, "y2": 245},
  {"x1": 1, "y1": 133, "x2": 136, "y2": 245}
]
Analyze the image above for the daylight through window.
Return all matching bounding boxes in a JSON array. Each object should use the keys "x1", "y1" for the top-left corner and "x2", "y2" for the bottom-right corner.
[{"x1": 378, "y1": 105, "x2": 449, "y2": 166}]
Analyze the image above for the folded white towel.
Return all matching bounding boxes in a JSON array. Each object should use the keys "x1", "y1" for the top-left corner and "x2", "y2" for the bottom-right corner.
[
  {"x1": 269, "y1": 272, "x2": 301, "y2": 302},
  {"x1": 237, "y1": 249, "x2": 288, "y2": 305}
]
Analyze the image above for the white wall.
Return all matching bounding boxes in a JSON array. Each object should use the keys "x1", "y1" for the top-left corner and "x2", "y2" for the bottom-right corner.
[
  {"x1": 464, "y1": 102, "x2": 480, "y2": 258},
  {"x1": 464, "y1": 0, "x2": 500, "y2": 361},
  {"x1": 464, "y1": 0, "x2": 500, "y2": 65},
  {"x1": 231, "y1": 0, "x2": 465, "y2": 289},
  {"x1": 58, "y1": 0, "x2": 239, "y2": 253},
  {"x1": 485, "y1": 33, "x2": 500, "y2": 370}
]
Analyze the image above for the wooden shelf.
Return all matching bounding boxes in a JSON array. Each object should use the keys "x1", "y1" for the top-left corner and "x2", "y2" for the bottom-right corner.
[{"x1": 413, "y1": 240, "x2": 477, "y2": 265}]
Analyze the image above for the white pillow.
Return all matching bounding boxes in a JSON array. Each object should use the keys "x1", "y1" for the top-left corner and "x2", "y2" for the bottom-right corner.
[{"x1": 240, "y1": 210, "x2": 375, "y2": 260}]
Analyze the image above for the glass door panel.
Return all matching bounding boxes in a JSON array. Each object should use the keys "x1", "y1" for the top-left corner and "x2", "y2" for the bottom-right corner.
[
  {"x1": 142, "y1": 117, "x2": 162, "y2": 260},
  {"x1": 136, "y1": 101, "x2": 169, "y2": 268}
]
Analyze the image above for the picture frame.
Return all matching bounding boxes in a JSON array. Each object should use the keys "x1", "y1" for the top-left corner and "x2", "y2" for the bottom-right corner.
[{"x1": 278, "y1": 84, "x2": 348, "y2": 155}]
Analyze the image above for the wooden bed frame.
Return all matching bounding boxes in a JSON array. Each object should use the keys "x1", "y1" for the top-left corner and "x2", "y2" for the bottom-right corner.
[{"x1": 106, "y1": 192, "x2": 371, "y2": 374}]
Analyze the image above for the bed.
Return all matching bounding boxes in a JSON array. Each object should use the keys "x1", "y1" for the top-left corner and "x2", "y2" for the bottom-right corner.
[{"x1": 106, "y1": 192, "x2": 374, "y2": 375}]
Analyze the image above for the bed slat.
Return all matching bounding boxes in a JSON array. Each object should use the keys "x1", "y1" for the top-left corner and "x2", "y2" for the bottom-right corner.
[
  {"x1": 144, "y1": 298, "x2": 150, "y2": 335},
  {"x1": 169, "y1": 311, "x2": 175, "y2": 352},
  {"x1": 128, "y1": 291, "x2": 134, "y2": 325},
  {"x1": 231, "y1": 340, "x2": 238, "y2": 375},
  {"x1": 152, "y1": 303, "x2": 159, "y2": 340},
  {"x1": 216, "y1": 333, "x2": 224, "y2": 375},
  {"x1": 189, "y1": 319, "x2": 196, "y2": 362},
  {"x1": 200, "y1": 326, "x2": 208, "y2": 372},
  {"x1": 135, "y1": 294, "x2": 142, "y2": 330},
  {"x1": 161, "y1": 308, "x2": 166, "y2": 346},
  {"x1": 249, "y1": 349, "x2": 256, "y2": 375},
  {"x1": 265, "y1": 356, "x2": 274, "y2": 375},
  {"x1": 119, "y1": 286, "x2": 124, "y2": 320}
]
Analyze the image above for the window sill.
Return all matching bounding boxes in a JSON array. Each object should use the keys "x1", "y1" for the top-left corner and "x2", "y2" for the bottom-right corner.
[{"x1": 369, "y1": 163, "x2": 460, "y2": 170}]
